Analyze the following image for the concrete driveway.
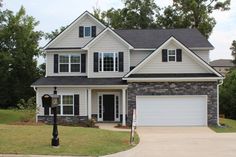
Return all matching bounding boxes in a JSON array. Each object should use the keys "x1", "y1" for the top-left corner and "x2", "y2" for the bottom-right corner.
[{"x1": 103, "y1": 127, "x2": 236, "y2": 157}]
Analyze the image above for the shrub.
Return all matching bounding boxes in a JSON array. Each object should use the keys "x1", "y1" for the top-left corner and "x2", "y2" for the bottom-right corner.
[{"x1": 17, "y1": 96, "x2": 36, "y2": 110}]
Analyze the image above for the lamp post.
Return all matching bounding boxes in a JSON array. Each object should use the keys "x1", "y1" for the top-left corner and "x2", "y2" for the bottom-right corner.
[
  {"x1": 42, "y1": 94, "x2": 60, "y2": 147},
  {"x1": 51, "y1": 106, "x2": 59, "y2": 147}
]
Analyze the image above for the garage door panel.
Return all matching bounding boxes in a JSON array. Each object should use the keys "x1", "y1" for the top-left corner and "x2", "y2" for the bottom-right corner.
[{"x1": 136, "y1": 96, "x2": 207, "y2": 126}]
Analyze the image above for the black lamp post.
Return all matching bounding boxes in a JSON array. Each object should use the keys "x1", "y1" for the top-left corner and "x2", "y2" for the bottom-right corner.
[
  {"x1": 51, "y1": 106, "x2": 59, "y2": 147},
  {"x1": 42, "y1": 92, "x2": 60, "y2": 147}
]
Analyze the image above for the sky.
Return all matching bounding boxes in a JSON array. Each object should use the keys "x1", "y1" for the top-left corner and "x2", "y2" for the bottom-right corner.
[{"x1": 2, "y1": 0, "x2": 236, "y2": 64}]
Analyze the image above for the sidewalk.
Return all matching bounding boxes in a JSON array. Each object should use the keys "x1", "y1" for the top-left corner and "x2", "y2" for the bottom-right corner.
[{"x1": 0, "y1": 155, "x2": 91, "y2": 157}]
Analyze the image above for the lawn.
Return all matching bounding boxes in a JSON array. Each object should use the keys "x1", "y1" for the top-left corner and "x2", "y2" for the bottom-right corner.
[
  {"x1": 211, "y1": 118, "x2": 236, "y2": 133},
  {"x1": 0, "y1": 109, "x2": 35, "y2": 124},
  {"x1": 0, "y1": 109, "x2": 139, "y2": 156}
]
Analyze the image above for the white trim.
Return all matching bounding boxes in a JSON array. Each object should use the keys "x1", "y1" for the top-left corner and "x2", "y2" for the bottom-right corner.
[
  {"x1": 83, "y1": 27, "x2": 134, "y2": 50},
  {"x1": 44, "y1": 11, "x2": 106, "y2": 50},
  {"x1": 88, "y1": 89, "x2": 92, "y2": 119},
  {"x1": 97, "y1": 92, "x2": 120, "y2": 122},
  {"x1": 123, "y1": 77, "x2": 223, "y2": 82},
  {"x1": 124, "y1": 36, "x2": 222, "y2": 78},
  {"x1": 98, "y1": 52, "x2": 119, "y2": 72},
  {"x1": 122, "y1": 89, "x2": 126, "y2": 126}
]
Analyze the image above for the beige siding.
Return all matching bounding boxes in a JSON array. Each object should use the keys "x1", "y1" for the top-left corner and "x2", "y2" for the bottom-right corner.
[
  {"x1": 88, "y1": 31, "x2": 130, "y2": 78},
  {"x1": 36, "y1": 87, "x2": 87, "y2": 116},
  {"x1": 192, "y1": 50, "x2": 210, "y2": 63},
  {"x1": 136, "y1": 41, "x2": 212, "y2": 74},
  {"x1": 130, "y1": 50, "x2": 153, "y2": 67},
  {"x1": 46, "y1": 51, "x2": 87, "y2": 76},
  {"x1": 48, "y1": 14, "x2": 104, "y2": 48}
]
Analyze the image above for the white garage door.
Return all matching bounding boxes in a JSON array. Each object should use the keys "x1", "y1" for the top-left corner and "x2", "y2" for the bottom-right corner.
[{"x1": 136, "y1": 96, "x2": 207, "y2": 126}]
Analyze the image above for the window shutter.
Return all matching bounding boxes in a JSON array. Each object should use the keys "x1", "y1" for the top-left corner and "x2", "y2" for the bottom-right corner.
[
  {"x1": 79, "y1": 26, "x2": 84, "y2": 38},
  {"x1": 74, "y1": 94, "x2": 80, "y2": 115},
  {"x1": 162, "y1": 49, "x2": 168, "y2": 62},
  {"x1": 54, "y1": 54, "x2": 58, "y2": 73},
  {"x1": 94, "y1": 52, "x2": 99, "y2": 72},
  {"x1": 91, "y1": 26, "x2": 96, "y2": 37},
  {"x1": 118, "y1": 52, "x2": 124, "y2": 72},
  {"x1": 81, "y1": 54, "x2": 86, "y2": 73},
  {"x1": 176, "y1": 49, "x2": 182, "y2": 62}
]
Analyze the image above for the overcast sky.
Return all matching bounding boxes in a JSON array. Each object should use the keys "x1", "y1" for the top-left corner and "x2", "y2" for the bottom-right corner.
[{"x1": 2, "y1": 0, "x2": 236, "y2": 64}]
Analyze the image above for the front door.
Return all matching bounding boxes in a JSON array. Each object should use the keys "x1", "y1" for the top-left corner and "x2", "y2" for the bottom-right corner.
[{"x1": 103, "y1": 94, "x2": 115, "y2": 121}]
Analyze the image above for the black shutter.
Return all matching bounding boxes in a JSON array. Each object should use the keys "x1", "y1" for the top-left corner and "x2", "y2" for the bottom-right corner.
[
  {"x1": 74, "y1": 94, "x2": 80, "y2": 115},
  {"x1": 162, "y1": 49, "x2": 168, "y2": 62},
  {"x1": 176, "y1": 49, "x2": 182, "y2": 62},
  {"x1": 79, "y1": 26, "x2": 84, "y2": 38},
  {"x1": 94, "y1": 52, "x2": 99, "y2": 72},
  {"x1": 81, "y1": 54, "x2": 86, "y2": 73},
  {"x1": 54, "y1": 54, "x2": 58, "y2": 73},
  {"x1": 91, "y1": 26, "x2": 96, "y2": 37},
  {"x1": 118, "y1": 52, "x2": 124, "y2": 72}
]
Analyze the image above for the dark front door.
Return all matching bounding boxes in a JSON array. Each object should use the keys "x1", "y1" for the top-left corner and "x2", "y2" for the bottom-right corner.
[{"x1": 103, "y1": 94, "x2": 115, "y2": 121}]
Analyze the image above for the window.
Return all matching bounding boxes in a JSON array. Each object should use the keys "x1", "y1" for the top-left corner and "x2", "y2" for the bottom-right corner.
[
  {"x1": 168, "y1": 50, "x2": 176, "y2": 62},
  {"x1": 50, "y1": 95, "x2": 74, "y2": 116},
  {"x1": 71, "y1": 55, "x2": 80, "y2": 72},
  {"x1": 99, "y1": 52, "x2": 118, "y2": 72},
  {"x1": 59, "y1": 55, "x2": 69, "y2": 72},
  {"x1": 62, "y1": 95, "x2": 73, "y2": 115},
  {"x1": 59, "y1": 54, "x2": 81, "y2": 73},
  {"x1": 84, "y1": 27, "x2": 91, "y2": 37}
]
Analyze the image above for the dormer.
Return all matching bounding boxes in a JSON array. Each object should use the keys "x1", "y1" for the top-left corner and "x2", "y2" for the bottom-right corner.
[{"x1": 45, "y1": 11, "x2": 106, "y2": 50}]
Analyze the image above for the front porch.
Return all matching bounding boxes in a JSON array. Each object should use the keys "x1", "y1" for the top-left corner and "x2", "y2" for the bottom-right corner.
[{"x1": 89, "y1": 88, "x2": 127, "y2": 126}]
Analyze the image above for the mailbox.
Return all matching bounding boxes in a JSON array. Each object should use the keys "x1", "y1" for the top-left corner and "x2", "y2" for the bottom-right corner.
[{"x1": 42, "y1": 94, "x2": 60, "y2": 108}]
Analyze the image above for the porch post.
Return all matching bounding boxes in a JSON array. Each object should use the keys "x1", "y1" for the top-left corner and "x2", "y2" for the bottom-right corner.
[
  {"x1": 88, "y1": 89, "x2": 92, "y2": 120},
  {"x1": 122, "y1": 88, "x2": 126, "y2": 126}
]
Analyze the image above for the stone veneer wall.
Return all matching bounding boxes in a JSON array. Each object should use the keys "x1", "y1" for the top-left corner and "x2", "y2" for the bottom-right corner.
[
  {"x1": 127, "y1": 82, "x2": 218, "y2": 125},
  {"x1": 38, "y1": 116, "x2": 88, "y2": 124}
]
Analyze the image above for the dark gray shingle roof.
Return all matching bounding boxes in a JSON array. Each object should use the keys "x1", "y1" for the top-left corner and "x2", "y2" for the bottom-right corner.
[
  {"x1": 114, "y1": 28, "x2": 213, "y2": 49},
  {"x1": 32, "y1": 76, "x2": 127, "y2": 86},
  {"x1": 210, "y1": 59, "x2": 235, "y2": 67}
]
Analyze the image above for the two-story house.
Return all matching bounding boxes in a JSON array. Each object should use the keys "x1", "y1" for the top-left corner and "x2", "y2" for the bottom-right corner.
[{"x1": 32, "y1": 11, "x2": 223, "y2": 126}]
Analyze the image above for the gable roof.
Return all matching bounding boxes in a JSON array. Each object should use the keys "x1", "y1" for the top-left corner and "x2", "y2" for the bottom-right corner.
[
  {"x1": 114, "y1": 28, "x2": 213, "y2": 49},
  {"x1": 83, "y1": 27, "x2": 134, "y2": 50},
  {"x1": 44, "y1": 11, "x2": 106, "y2": 50},
  {"x1": 124, "y1": 36, "x2": 222, "y2": 78},
  {"x1": 210, "y1": 59, "x2": 235, "y2": 67}
]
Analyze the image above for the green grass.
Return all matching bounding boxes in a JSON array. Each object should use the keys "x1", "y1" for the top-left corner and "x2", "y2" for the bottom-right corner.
[
  {"x1": 0, "y1": 124, "x2": 138, "y2": 156},
  {"x1": 0, "y1": 109, "x2": 35, "y2": 124},
  {"x1": 211, "y1": 118, "x2": 236, "y2": 133},
  {"x1": 0, "y1": 109, "x2": 139, "y2": 156}
]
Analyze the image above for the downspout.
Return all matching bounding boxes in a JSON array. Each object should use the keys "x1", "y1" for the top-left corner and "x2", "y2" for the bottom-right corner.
[{"x1": 217, "y1": 79, "x2": 224, "y2": 126}]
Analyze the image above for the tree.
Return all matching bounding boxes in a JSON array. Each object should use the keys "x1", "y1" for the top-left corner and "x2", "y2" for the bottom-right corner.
[
  {"x1": 158, "y1": 0, "x2": 231, "y2": 38},
  {"x1": 230, "y1": 40, "x2": 236, "y2": 63},
  {"x1": 45, "y1": 26, "x2": 66, "y2": 40},
  {"x1": 94, "y1": 0, "x2": 160, "y2": 29},
  {"x1": 0, "y1": 6, "x2": 43, "y2": 108},
  {"x1": 220, "y1": 70, "x2": 236, "y2": 119}
]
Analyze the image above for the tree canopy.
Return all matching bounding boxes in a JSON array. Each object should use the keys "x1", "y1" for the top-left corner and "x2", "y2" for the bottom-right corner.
[
  {"x1": 0, "y1": 6, "x2": 43, "y2": 108},
  {"x1": 220, "y1": 70, "x2": 236, "y2": 119},
  {"x1": 230, "y1": 40, "x2": 236, "y2": 63},
  {"x1": 157, "y1": 0, "x2": 231, "y2": 38}
]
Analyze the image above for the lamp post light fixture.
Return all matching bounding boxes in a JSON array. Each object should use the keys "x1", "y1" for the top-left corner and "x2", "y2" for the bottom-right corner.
[{"x1": 42, "y1": 94, "x2": 60, "y2": 147}]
